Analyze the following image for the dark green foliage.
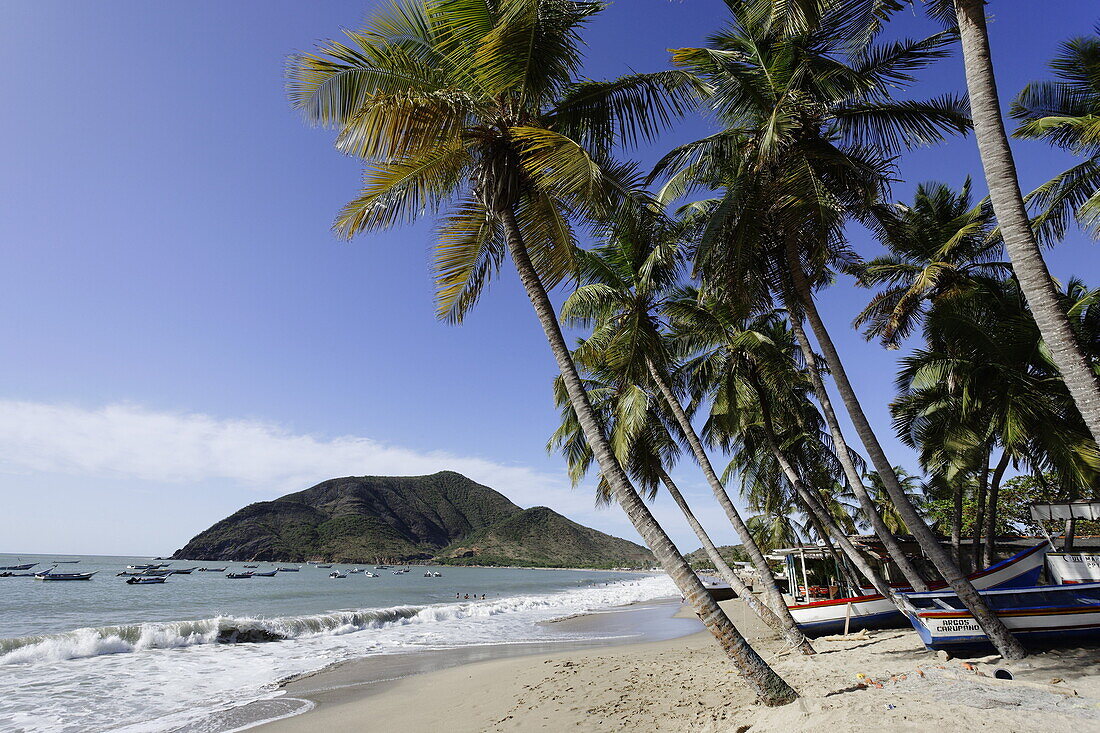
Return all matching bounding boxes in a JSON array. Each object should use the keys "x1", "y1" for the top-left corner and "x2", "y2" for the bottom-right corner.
[
  {"x1": 172, "y1": 472, "x2": 651, "y2": 568},
  {"x1": 437, "y1": 506, "x2": 654, "y2": 569},
  {"x1": 684, "y1": 545, "x2": 749, "y2": 571}
]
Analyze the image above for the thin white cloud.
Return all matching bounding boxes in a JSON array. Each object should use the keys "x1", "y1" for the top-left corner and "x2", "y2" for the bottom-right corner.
[
  {"x1": 0, "y1": 399, "x2": 737, "y2": 553},
  {"x1": 0, "y1": 399, "x2": 612, "y2": 518}
]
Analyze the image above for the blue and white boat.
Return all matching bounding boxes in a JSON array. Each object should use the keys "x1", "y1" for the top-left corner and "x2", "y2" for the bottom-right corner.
[
  {"x1": 787, "y1": 542, "x2": 1049, "y2": 635},
  {"x1": 900, "y1": 582, "x2": 1100, "y2": 651}
]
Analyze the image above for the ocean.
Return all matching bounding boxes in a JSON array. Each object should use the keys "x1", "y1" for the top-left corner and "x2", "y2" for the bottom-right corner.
[{"x1": 0, "y1": 553, "x2": 679, "y2": 732}]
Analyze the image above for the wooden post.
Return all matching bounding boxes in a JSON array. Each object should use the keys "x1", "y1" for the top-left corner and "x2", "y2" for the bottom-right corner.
[{"x1": 844, "y1": 602, "x2": 853, "y2": 636}]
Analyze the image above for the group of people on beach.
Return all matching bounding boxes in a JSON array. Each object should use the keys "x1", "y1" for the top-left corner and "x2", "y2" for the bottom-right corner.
[{"x1": 457, "y1": 592, "x2": 486, "y2": 600}]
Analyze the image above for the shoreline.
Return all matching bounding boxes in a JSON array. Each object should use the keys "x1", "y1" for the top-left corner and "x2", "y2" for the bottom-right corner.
[
  {"x1": 179, "y1": 597, "x2": 698, "y2": 733},
  {"x1": 246, "y1": 597, "x2": 1100, "y2": 733}
]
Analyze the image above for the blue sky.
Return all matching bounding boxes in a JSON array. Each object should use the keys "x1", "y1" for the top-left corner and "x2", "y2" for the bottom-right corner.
[{"x1": 0, "y1": 1, "x2": 1097, "y2": 556}]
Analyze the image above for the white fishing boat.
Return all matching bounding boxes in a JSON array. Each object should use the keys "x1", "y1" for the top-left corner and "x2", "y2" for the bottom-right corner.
[
  {"x1": 364, "y1": 571, "x2": 378, "y2": 577},
  {"x1": 900, "y1": 582, "x2": 1100, "y2": 651},
  {"x1": 329, "y1": 571, "x2": 347, "y2": 579},
  {"x1": 788, "y1": 543, "x2": 1049, "y2": 635}
]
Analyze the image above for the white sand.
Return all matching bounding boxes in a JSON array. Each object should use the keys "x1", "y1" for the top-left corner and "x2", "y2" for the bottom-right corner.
[{"x1": 255, "y1": 598, "x2": 1100, "y2": 732}]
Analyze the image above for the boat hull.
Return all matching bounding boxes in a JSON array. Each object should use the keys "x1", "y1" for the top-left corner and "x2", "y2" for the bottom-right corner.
[
  {"x1": 789, "y1": 543, "x2": 1049, "y2": 635},
  {"x1": 1046, "y1": 552, "x2": 1100, "y2": 584},
  {"x1": 902, "y1": 582, "x2": 1100, "y2": 651}
]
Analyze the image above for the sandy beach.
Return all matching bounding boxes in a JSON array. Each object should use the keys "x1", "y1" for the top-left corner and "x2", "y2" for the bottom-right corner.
[{"x1": 251, "y1": 596, "x2": 1100, "y2": 732}]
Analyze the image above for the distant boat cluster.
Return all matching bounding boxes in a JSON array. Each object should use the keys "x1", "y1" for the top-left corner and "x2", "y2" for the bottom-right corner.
[{"x1": 0, "y1": 559, "x2": 444, "y2": 584}]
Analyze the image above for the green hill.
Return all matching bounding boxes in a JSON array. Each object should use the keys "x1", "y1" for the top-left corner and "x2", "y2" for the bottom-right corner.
[
  {"x1": 172, "y1": 471, "x2": 653, "y2": 568},
  {"x1": 438, "y1": 506, "x2": 654, "y2": 569}
]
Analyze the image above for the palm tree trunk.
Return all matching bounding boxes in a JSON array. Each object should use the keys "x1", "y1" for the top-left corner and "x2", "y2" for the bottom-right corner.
[
  {"x1": 658, "y1": 469, "x2": 815, "y2": 654},
  {"x1": 645, "y1": 360, "x2": 804, "y2": 623},
  {"x1": 786, "y1": 311, "x2": 928, "y2": 590},
  {"x1": 954, "y1": 0, "x2": 1100, "y2": 445},
  {"x1": 973, "y1": 449, "x2": 990, "y2": 571},
  {"x1": 745, "y1": 371, "x2": 900, "y2": 605},
  {"x1": 500, "y1": 208, "x2": 797, "y2": 704},
  {"x1": 983, "y1": 450, "x2": 1011, "y2": 567},
  {"x1": 785, "y1": 242, "x2": 1026, "y2": 659},
  {"x1": 951, "y1": 479, "x2": 964, "y2": 566}
]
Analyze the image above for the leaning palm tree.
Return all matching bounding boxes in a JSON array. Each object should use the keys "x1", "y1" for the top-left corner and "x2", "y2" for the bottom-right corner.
[
  {"x1": 944, "y1": 1, "x2": 1100, "y2": 446},
  {"x1": 547, "y1": 364, "x2": 814, "y2": 654},
  {"x1": 661, "y1": 2, "x2": 1027, "y2": 657},
  {"x1": 288, "y1": 0, "x2": 796, "y2": 703},
  {"x1": 742, "y1": 0, "x2": 1100, "y2": 458},
  {"x1": 1012, "y1": 26, "x2": 1100, "y2": 242},
  {"x1": 559, "y1": 215, "x2": 813, "y2": 651}
]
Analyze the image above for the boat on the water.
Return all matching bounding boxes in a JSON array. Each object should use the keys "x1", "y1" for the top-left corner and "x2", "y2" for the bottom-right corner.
[
  {"x1": 226, "y1": 572, "x2": 253, "y2": 579},
  {"x1": 126, "y1": 576, "x2": 167, "y2": 584},
  {"x1": 329, "y1": 571, "x2": 347, "y2": 579},
  {"x1": 169, "y1": 567, "x2": 197, "y2": 574},
  {"x1": 317, "y1": 564, "x2": 333, "y2": 569},
  {"x1": 34, "y1": 570, "x2": 97, "y2": 581},
  {"x1": 788, "y1": 543, "x2": 1049, "y2": 635},
  {"x1": 433, "y1": 571, "x2": 442, "y2": 577},
  {"x1": 900, "y1": 582, "x2": 1100, "y2": 651},
  {"x1": 276, "y1": 567, "x2": 299, "y2": 572},
  {"x1": 196, "y1": 567, "x2": 226, "y2": 572},
  {"x1": 51, "y1": 560, "x2": 80, "y2": 564},
  {"x1": 127, "y1": 564, "x2": 168, "y2": 570},
  {"x1": 251, "y1": 570, "x2": 277, "y2": 577},
  {"x1": 0, "y1": 563, "x2": 36, "y2": 571},
  {"x1": 364, "y1": 571, "x2": 378, "y2": 577},
  {"x1": 243, "y1": 564, "x2": 258, "y2": 568}
]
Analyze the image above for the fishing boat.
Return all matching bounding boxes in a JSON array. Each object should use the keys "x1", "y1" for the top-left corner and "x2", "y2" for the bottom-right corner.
[
  {"x1": 250, "y1": 570, "x2": 277, "y2": 577},
  {"x1": 118, "y1": 569, "x2": 173, "y2": 577},
  {"x1": 788, "y1": 543, "x2": 1049, "y2": 635},
  {"x1": 0, "y1": 563, "x2": 36, "y2": 571},
  {"x1": 317, "y1": 564, "x2": 333, "y2": 569},
  {"x1": 900, "y1": 582, "x2": 1100, "y2": 651},
  {"x1": 243, "y1": 564, "x2": 258, "y2": 569},
  {"x1": 196, "y1": 567, "x2": 226, "y2": 572},
  {"x1": 276, "y1": 567, "x2": 299, "y2": 572},
  {"x1": 127, "y1": 564, "x2": 168, "y2": 570},
  {"x1": 226, "y1": 572, "x2": 253, "y2": 579},
  {"x1": 51, "y1": 560, "x2": 80, "y2": 564},
  {"x1": 364, "y1": 571, "x2": 378, "y2": 577},
  {"x1": 34, "y1": 570, "x2": 97, "y2": 581},
  {"x1": 433, "y1": 571, "x2": 442, "y2": 577},
  {"x1": 329, "y1": 571, "x2": 347, "y2": 579},
  {"x1": 169, "y1": 567, "x2": 197, "y2": 574},
  {"x1": 126, "y1": 576, "x2": 167, "y2": 584},
  {"x1": 0, "y1": 571, "x2": 39, "y2": 577}
]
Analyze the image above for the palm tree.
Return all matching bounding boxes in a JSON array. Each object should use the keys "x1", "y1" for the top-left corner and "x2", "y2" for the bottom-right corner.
[
  {"x1": 1012, "y1": 26, "x2": 1100, "y2": 242},
  {"x1": 662, "y1": 2, "x2": 1027, "y2": 657},
  {"x1": 862, "y1": 468, "x2": 925, "y2": 536},
  {"x1": 947, "y1": 0, "x2": 1100, "y2": 447},
  {"x1": 894, "y1": 277, "x2": 1100, "y2": 567},
  {"x1": 674, "y1": 298, "x2": 900, "y2": 602},
  {"x1": 288, "y1": 0, "x2": 796, "y2": 703},
  {"x1": 559, "y1": 216, "x2": 813, "y2": 652},
  {"x1": 547, "y1": 365, "x2": 814, "y2": 654},
  {"x1": 853, "y1": 178, "x2": 1004, "y2": 348}
]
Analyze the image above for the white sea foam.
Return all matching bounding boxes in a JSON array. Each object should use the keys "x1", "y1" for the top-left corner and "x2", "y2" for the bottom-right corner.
[{"x1": 1, "y1": 574, "x2": 677, "y2": 732}]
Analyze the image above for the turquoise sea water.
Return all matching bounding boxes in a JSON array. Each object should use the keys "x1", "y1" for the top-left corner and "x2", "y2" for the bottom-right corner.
[{"x1": 0, "y1": 553, "x2": 677, "y2": 732}]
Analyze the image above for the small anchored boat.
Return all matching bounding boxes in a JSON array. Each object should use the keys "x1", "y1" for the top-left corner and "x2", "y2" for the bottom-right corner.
[
  {"x1": 250, "y1": 570, "x2": 277, "y2": 577},
  {"x1": 243, "y1": 565, "x2": 258, "y2": 569},
  {"x1": 35, "y1": 569, "x2": 97, "y2": 581},
  {"x1": 0, "y1": 563, "x2": 37, "y2": 571},
  {"x1": 169, "y1": 568, "x2": 197, "y2": 574},
  {"x1": 901, "y1": 582, "x2": 1100, "y2": 651},
  {"x1": 329, "y1": 571, "x2": 347, "y2": 579},
  {"x1": 317, "y1": 564, "x2": 333, "y2": 569},
  {"x1": 126, "y1": 576, "x2": 167, "y2": 584},
  {"x1": 226, "y1": 572, "x2": 253, "y2": 579},
  {"x1": 276, "y1": 567, "x2": 299, "y2": 572},
  {"x1": 364, "y1": 571, "x2": 378, "y2": 577},
  {"x1": 196, "y1": 567, "x2": 227, "y2": 572}
]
